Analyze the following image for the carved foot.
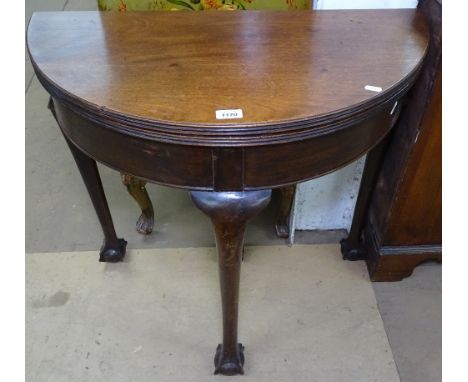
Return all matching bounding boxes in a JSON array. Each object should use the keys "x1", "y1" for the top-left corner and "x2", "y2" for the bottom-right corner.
[
  {"x1": 214, "y1": 343, "x2": 245, "y2": 376},
  {"x1": 136, "y1": 213, "x2": 154, "y2": 235},
  {"x1": 340, "y1": 238, "x2": 366, "y2": 261},
  {"x1": 121, "y1": 174, "x2": 155, "y2": 235},
  {"x1": 99, "y1": 238, "x2": 127, "y2": 262}
]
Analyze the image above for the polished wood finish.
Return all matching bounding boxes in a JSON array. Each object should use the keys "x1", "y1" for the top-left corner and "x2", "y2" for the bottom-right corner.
[
  {"x1": 65, "y1": 137, "x2": 127, "y2": 262},
  {"x1": 382, "y1": 75, "x2": 441, "y2": 246},
  {"x1": 361, "y1": 0, "x2": 441, "y2": 281},
  {"x1": 191, "y1": 190, "x2": 271, "y2": 375},
  {"x1": 340, "y1": 137, "x2": 390, "y2": 260},
  {"x1": 51, "y1": 97, "x2": 402, "y2": 190},
  {"x1": 340, "y1": 97, "x2": 404, "y2": 260},
  {"x1": 28, "y1": 10, "x2": 429, "y2": 374},
  {"x1": 28, "y1": 10, "x2": 427, "y2": 144}
]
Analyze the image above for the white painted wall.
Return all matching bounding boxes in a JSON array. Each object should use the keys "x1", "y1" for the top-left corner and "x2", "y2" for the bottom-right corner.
[
  {"x1": 292, "y1": 0, "x2": 417, "y2": 240},
  {"x1": 294, "y1": 158, "x2": 366, "y2": 231}
]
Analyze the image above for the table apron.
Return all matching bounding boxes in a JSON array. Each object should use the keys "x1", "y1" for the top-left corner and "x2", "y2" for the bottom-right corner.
[{"x1": 53, "y1": 98, "x2": 396, "y2": 191}]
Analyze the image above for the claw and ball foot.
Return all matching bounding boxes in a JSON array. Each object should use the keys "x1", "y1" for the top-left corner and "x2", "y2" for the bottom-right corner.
[
  {"x1": 99, "y1": 238, "x2": 128, "y2": 262},
  {"x1": 214, "y1": 343, "x2": 245, "y2": 375},
  {"x1": 340, "y1": 238, "x2": 366, "y2": 261},
  {"x1": 121, "y1": 174, "x2": 155, "y2": 234}
]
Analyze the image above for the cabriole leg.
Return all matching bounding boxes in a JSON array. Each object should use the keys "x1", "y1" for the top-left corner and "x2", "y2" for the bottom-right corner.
[
  {"x1": 65, "y1": 138, "x2": 127, "y2": 262},
  {"x1": 190, "y1": 190, "x2": 272, "y2": 375},
  {"x1": 121, "y1": 174, "x2": 155, "y2": 234}
]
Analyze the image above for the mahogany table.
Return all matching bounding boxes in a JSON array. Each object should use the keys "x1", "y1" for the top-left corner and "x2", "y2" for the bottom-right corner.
[{"x1": 27, "y1": 10, "x2": 428, "y2": 375}]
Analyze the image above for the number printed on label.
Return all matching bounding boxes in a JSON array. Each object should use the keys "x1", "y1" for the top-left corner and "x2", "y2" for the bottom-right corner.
[{"x1": 215, "y1": 109, "x2": 243, "y2": 120}]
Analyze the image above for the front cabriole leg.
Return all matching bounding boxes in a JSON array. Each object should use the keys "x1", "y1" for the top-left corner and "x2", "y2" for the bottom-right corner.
[{"x1": 190, "y1": 190, "x2": 272, "y2": 375}]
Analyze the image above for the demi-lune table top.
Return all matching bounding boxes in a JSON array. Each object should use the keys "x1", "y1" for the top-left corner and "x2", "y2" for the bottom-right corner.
[{"x1": 28, "y1": 10, "x2": 428, "y2": 146}]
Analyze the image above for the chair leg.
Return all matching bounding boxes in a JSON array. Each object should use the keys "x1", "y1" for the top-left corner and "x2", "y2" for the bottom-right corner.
[
  {"x1": 121, "y1": 174, "x2": 155, "y2": 234},
  {"x1": 275, "y1": 185, "x2": 296, "y2": 239}
]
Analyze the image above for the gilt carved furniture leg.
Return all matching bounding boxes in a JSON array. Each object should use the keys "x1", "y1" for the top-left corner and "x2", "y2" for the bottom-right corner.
[
  {"x1": 275, "y1": 185, "x2": 297, "y2": 238},
  {"x1": 190, "y1": 190, "x2": 272, "y2": 375},
  {"x1": 121, "y1": 174, "x2": 155, "y2": 234},
  {"x1": 65, "y1": 138, "x2": 127, "y2": 262}
]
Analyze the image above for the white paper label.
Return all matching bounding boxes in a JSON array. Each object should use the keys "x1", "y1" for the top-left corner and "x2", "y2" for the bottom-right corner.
[
  {"x1": 216, "y1": 109, "x2": 243, "y2": 120},
  {"x1": 364, "y1": 85, "x2": 383, "y2": 93}
]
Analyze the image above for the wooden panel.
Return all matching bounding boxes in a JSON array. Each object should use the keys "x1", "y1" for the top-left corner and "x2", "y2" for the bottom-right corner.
[
  {"x1": 53, "y1": 99, "x2": 214, "y2": 189},
  {"x1": 244, "y1": 105, "x2": 393, "y2": 188},
  {"x1": 383, "y1": 70, "x2": 441, "y2": 245},
  {"x1": 54, "y1": 98, "x2": 398, "y2": 190},
  {"x1": 212, "y1": 148, "x2": 245, "y2": 191}
]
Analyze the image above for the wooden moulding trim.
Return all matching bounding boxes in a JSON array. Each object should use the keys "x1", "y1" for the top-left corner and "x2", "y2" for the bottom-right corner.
[
  {"x1": 364, "y1": 219, "x2": 442, "y2": 260},
  {"x1": 363, "y1": 221, "x2": 441, "y2": 281},
  {"x1": 379, "y1": 244, "x2": 442, "y2": 256},
  {"x1": 30, "y1": 56, "x2": 426, "y2": 147}
]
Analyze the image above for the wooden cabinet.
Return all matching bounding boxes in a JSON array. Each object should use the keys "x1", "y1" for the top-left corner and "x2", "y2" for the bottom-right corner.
[{"x1": 362, "y1": 0, "x2": 442, "y2": 281}]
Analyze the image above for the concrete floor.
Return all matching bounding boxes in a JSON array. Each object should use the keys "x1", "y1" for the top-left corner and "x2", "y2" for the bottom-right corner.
[
  {"x1": 25, "y1": 1, "x2": 441, "y2": 381},
  {"x1": 26, "y1": 245, "x2": 400, "y2": 382},
  {"x1": 374, "y1": 264, "x2": 441, "y2": 382}
]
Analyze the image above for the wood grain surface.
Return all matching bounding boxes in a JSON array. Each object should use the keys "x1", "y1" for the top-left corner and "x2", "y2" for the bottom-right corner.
[{"x1": 28, "y1": 10, "x2": 428, "y2": 144}]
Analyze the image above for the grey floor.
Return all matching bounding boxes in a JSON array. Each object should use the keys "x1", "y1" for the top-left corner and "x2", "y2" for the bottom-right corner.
[
  {"x1": 26, "y1": 1, "x2": 441, "y2": 381},
  {"x1": 26, "y1": 245, "x2": 402, "y2": 382}
]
